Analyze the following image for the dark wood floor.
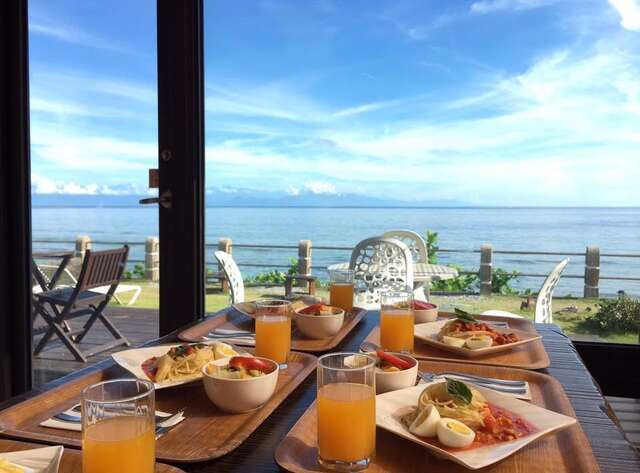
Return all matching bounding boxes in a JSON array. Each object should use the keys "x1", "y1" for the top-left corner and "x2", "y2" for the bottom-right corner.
[
  {"x1": 606, "y1": 396, "x2": 640, "y2": 452},
  {"x1": 32, "y1": 306, "x2": 159, "y2": 386}
]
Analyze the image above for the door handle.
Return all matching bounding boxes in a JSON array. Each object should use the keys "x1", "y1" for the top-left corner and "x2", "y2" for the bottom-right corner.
[{"x1": 139, "y1": 190, "x2": 172, "y2": 209}]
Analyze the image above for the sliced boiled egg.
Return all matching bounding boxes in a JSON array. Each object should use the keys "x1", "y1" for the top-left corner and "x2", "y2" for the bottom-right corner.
[
  {"x1": 409, "y1": 404, "x2": 440, "y2": 437},
  {"x1": 465, "y1": 335, "x2": 493, "y2": 350},
  {"x1": 437, "y1": 418, "x2": 475, "y2": 448},
  {"x1": 213, "y1": 342, "x2": 239, "y2": 359},
  {"x1": 442, "y1": 336, "x2": 466, "y2": 348}
]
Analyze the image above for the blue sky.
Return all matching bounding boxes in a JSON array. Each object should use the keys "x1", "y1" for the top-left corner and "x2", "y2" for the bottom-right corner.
[{"x1": 28, "y1": 0, "x2": 640, "y2": 205}]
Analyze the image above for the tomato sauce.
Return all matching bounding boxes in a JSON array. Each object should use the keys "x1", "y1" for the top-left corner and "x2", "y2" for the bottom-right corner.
[
  {"x1": 420, "y1": 403, "x2": 537, "y2": 451},
  {"x1": 141, "y1": 357, "x2": 157, "y2": 381}
]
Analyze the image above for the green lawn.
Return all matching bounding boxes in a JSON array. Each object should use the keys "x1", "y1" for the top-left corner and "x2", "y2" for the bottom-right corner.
[{"x1": 118, "y1": 280, "x2": 638, "y2": 344}]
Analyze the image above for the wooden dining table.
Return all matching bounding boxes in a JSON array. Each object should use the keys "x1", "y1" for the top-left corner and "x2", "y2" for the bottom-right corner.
[{"x1": 1, "y1": 311, "x2": 638, "y2": 473}]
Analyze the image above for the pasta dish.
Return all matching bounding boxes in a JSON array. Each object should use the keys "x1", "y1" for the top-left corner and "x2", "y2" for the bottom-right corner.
[
  {"x1": 141, "y1": 342, "x2": 237, "y2": 383},
  {"x1": 402, "y1": 379, "x2": 536, "y2": 450}
]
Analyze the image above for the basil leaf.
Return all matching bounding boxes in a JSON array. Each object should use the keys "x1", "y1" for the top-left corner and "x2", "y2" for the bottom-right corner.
[
  {"x1": 446, "y1": 377, "x2": 473, "y2": 405},
  {"x1": 454, "y1": 308, "x2": 477, "y2": 323}
]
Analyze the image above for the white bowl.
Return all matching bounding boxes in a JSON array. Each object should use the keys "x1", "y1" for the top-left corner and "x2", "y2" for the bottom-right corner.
[
  {"x1": 414, "y1": 303, "x2": 439, "y2": 323},
  {"x1": 294, "y1": 306, "x2": 345, "y2": 339},
  {"x1": 201, "y1": 357, "x2": 279, "y2": 413},
  {"x1": 375, "y1": 353, "x2": 419, "y2": 394}
]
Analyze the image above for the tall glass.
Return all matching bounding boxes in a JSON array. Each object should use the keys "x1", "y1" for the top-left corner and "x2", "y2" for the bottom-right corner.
[
  {"x1": 255, "y1": 299, "x2": 291, "y2": 366},
  {"x1": 379, "y1": 289, "x2": 415, "y2": 352},
  {"x1": 317, "y1": 353, "x2": 376, "y2": 472},
  {"x1": 330, "y1": 269, "x2": 354, "y2": 313},
  {"x1": 82, "y1": 379, "x2": 155, "y2": 473}
]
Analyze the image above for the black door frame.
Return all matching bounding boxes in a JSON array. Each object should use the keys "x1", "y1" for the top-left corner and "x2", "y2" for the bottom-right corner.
[
  {"x1": 0, "y1": 0, "x2": 33, "y2": 402},
  {"x1": 157, "y1": 0, "x2": 206, "y2": 335}
]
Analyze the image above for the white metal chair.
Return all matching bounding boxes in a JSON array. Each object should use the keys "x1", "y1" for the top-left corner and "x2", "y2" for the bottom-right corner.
[
  {"x1": 382, "y1": 229, "x2": 429, "y2": 301},
  {"x1": 349, "y1": 237, "x2": 414, "y2": 310},
  {"x1": 214, "y1": 251, "x2": 245, "y2": 304},
  {"x1": 482, "y1": 259, "x2": 569, "y2": 324}
]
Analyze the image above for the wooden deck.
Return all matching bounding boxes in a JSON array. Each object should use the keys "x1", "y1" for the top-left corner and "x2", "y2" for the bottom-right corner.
[
  {"x1": 32, "y1": 306, "x2": 159, "y2": 386},
  {"x1": 607, "y1": 396, "x2": 640, "y2": 452}
]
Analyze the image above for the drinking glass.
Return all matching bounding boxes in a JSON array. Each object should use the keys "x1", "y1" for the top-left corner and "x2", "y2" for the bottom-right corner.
[
  {"x1": 330, "y1": 269, "x2": 354, "y2": 313},
  {"x1": 379, "y1": 289, "x2": 415, "y2": 352},
  {"x1": 317, "y1": 353, "x2": 376, "y2": 471},
  {"x1": 82, "y1": 379, "x2": 155, "y2": 473},
  {"x1": 255, "y1": 299, "x2": 292, "y2": 366}
]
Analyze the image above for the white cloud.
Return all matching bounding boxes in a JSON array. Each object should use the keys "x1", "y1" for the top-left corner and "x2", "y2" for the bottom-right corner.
[
  {"x1": 31, "y1": 174, "x2": 139, "y2": 195},
  {"x1": 206, "y1": 81, "x2": 404, "y2": 123},
  {"x1": 31, "y1": 123, "x2": 156, "y2": 171},
  {"x1": 608, "y1": 0, "x2": 640, "y2": 30},
  {"x1": 303, "y1": 181, "x2": 337, "y2": 194},
  {"x1": 29, "y1": 22, "x2": 122, "y2": 51},
  {"x1": 470, "y1": 0, "x2": 554, "y2": 14}
]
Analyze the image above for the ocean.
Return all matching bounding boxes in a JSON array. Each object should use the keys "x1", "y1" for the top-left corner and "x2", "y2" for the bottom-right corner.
[{"x1": 31, "y1": 207, "x2": 640, "y2": 297}]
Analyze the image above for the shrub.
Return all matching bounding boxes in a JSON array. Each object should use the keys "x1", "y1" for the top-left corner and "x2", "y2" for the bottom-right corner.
[
  {"x1": 585, "y1": 296, "x2": 640, "y2": 333},
  {"x1": 123, "y1": 263, "x2": 145, "y2": 280},
  {"x1": 491, "y1": 268, "x2": 521, "y2": 295},
  {"x1": 425, "y1": 230, "x2": 520, "y2": 294}
]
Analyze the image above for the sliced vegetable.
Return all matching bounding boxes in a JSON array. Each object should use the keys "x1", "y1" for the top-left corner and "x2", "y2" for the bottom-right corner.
[
  {"x1": 229, "y1": 356, "x2": 274, "y2": 374},
  {"x1": 376, "y1": 350, "x2": 413, "y2": 370},
  {"x1": 454, "y1": 308, "x2": 477, "y2": 323},
  {"x1": 412, "y1": 300, "x2": 437, "y2": 310}
]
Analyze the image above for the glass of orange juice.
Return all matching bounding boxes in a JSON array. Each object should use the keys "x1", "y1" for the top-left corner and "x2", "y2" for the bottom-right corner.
[
  {"x1": 379, "y1": 289, "x2": 415, "y2": 353},
  {"x1": 317, "y1": 352, "x2": 376, "y2": 472},
  {"x1": 255, "y1": 299, "x2": 291, "y2": 367},
  {"x1": 330, "y1": 269, "x2": 354, "y2": 313},
  {"x1": 82, "y1": 379, "x2": 155, "y2": 473}
]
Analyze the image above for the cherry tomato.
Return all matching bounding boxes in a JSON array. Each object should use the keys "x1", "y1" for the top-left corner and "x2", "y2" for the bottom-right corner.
[
  {"x1": 376, "y1": 350, "x2": 412, "y2": 370},
  {"x1": 229, "y1": 356, "x2": 274, "y2": 374}
]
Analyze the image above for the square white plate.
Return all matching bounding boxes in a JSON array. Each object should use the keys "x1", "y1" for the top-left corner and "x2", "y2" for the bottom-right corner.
[
  {"x1": 414, "y1": 320, "x2": 541, "y2": 358},
  {"x1": 0, "y1": 446, "x2": 63, "y2": 473},
  {"x1": 112, "y1": 342, "x2": 247, "y2": 389},
  {"x1": 376, "y1": 383, "x2": 576, "y2": 469}
]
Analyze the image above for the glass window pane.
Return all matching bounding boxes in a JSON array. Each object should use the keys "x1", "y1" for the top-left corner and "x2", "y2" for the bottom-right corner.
[{"x1": 29, "y1": 0, "x2": 159, "y2": 385}]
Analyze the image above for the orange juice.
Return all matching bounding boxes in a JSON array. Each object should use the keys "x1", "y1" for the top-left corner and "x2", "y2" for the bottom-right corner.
[
  {"x1": 330, "y1": 283, "x2": 354, "y2": 313},
  {"x1": 380, "y1": 308, "x2": 414, "y2": 352},
  {"x1": 83, "y1": 416, "x2": 154, "y2": 473},
  {"x1": 255, "y1": 315, "x2": 291, "y2": 364},
  {"x1": 317, "y1": 383, "x2": 376, "y2": 462}
]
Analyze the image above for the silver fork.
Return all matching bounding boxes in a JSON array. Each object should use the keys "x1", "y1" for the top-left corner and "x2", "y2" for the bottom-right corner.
[{"x1": 358, "y1": 341, "x2": 527, "y2": 393}]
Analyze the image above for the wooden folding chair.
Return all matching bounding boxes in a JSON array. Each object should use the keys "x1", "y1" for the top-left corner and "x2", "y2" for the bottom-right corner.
[{"x1": 33, "y1": 246, "x2": 131, "y2": 362}]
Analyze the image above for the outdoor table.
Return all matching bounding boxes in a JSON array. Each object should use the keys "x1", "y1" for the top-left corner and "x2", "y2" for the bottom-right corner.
[
  {"x1": 327, "y1": 262, "x2": 458, "y2": 283},
  {"x1": 32, "y1": 250, "x2": 75, "y2": 291},
  {"x1": 328, "y1": 261, "x2": 459, "y2": 298},
  {"x1": 1, "y1": 311, "x2": 638, "y2": 473}
]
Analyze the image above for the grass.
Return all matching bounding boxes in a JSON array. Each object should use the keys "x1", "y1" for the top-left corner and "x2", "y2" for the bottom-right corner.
[{"x1": 118, "y1": 280, "x2": 638, "y2": 344}]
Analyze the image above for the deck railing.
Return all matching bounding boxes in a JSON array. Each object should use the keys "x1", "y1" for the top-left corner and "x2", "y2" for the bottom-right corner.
[{"x1": 32, "y1": 236, "x2": 640, "y2": 298}]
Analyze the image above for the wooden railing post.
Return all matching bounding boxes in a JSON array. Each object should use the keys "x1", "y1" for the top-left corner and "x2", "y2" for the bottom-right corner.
[
  {"x1": 584, "y1": 245, "x2": 600, "y2": 298},
  {"x1": 75, "y1": 235, "x2": 91, "y2": 260},
  {"x1": 479, "y1": 244, "x2": 493, "y2": 296},
  {"x1": 218, "y1": 238, "x2": 232, "y2": 292},
  {"x1": 145, "y1": 236, "x2": 160, "y2": 281},
  {"x1": 298, "y1": 240, "x2": 312, "y2": 277}
]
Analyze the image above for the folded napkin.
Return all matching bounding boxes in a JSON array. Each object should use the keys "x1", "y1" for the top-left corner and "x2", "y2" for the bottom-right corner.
[
  {"x1": 206, "y1": 328, "x2": 256, "y2": 346},
  {"x1": 0, "y1": 446, "x2": 63, "y2": 473},
  {"x1": 40, "y1": 405, "x2": 184, "y2": 432}
]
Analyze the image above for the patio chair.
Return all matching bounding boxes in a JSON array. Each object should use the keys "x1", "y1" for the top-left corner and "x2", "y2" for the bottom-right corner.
[
  {"x1": 33, "y1": 263, "x2": 141, "y2": 305},
  {"x1": 349, "y1": 237, "x2": 414, "y2": 309},
  {"x1": 33, "y1": 246, "x2": 131, "y2": 362},
  {"x1": 214, "y1": 251, "x2": 245, "y2": 304},
  {"x1": 482, "y1": 258, "x2": 569, "y2": 324},
  {"x1": 382, "y1": 229, "x2": 428, "y2": 301}
]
